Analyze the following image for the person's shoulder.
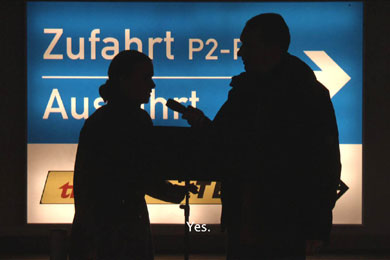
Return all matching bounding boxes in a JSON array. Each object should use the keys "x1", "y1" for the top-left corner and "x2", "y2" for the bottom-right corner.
[
  {"x1": 134, "y1": 107, "x2": 153, "y2": 127},
  {"x1": 81, "y1": 104, "x2": 116, "y2": 132},
  {"x1": 85, "y1": 104, "x2": 111, "y2": 123},
  {"x1": 284, "y1": 54, "x2": 315, "y2": 82},
  {"x1": 283, "y1": 53, "x2": 329, "y2": 97},
  {"x1": 77, "y1": 105, "x2": 110, "y2": 142},
  {"x1": 107, "y1": 102, "x2": 153, "y2": 129}
]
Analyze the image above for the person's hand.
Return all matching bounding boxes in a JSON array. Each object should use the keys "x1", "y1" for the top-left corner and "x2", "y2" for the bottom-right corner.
[
  {"x1": 171, "y1": 183, "x2": 198, "y2": 204},
  {"x1": 186, "y1": 183, "x2": 199, "y2": 194},
  {"x1": 182, "y1": 106, "x2": 210, "y2": 128},
  {"x1": 306, "y1": 240, "x2": 324, "y2": 255}
]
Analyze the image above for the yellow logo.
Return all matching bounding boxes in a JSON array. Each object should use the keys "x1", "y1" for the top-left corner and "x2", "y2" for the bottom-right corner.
[{"x1": 41, "y1": 171, "x2": 221, "y2": 204}]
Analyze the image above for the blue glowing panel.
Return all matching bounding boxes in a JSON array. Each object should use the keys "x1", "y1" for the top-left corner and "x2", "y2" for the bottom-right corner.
[{"x1": 27, "y1": 2, "x2": 362, "y2": 144}]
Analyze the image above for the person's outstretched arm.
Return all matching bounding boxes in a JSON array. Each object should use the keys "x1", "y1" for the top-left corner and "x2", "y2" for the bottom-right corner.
[{"x1": 145, "y1": 180, "x2": 198, "y2": 204}]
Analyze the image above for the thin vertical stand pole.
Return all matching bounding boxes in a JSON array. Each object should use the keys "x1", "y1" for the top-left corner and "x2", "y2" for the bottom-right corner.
[{"x1": 180, "y1": 180, "x2": 190, "y2": 260}]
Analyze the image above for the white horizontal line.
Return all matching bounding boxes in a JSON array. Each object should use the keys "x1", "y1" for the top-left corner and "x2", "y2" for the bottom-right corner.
[
  {"x1": 41, "y1": 76, "x2": 232, "y2": 79},
  {"x1": 220, "y1": 49, "x2": 231, "y2": 54},
  {"x1": 155, "y1": 76, "x2": 232, "y2": 79},
  {"x1": 42, "y1": 76, "x2": 108, "y2": 79}
]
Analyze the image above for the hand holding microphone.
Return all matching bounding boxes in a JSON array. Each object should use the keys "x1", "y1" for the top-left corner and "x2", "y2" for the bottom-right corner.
[{"x1": 166, "y1": 99, "x2": 211, "y2": 128}]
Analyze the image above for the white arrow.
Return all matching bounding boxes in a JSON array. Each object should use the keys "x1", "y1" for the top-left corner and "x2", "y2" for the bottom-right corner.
[{"x1": 304, "y1": 51, "x2": 351, "y2": 98}]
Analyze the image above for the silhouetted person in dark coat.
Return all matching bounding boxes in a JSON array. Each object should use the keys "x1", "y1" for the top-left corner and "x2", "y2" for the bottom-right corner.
[
  {"x1": 182, "y1": 13, "x2": 341, "y2": 260},
  {"x1": 70, "y1": 50, "x2": 197, "y2": 260}
]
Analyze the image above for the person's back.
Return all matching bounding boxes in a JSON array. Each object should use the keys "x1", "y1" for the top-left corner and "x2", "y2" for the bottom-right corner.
[
  {"x1": 70, "y1": 50, "x2": 198, "y2": 260},
  {"x1": 181, "y1": 14, "x2": 341, "y2": 260},
  {"x1": 216, "y1": 52, "x2": 340, "y2": 259},
  {"x1": 71, "y1": 100, "x2": 156, "y2": 259}
]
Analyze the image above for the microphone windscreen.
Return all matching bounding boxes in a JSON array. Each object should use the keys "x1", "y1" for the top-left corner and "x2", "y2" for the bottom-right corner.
[{"x1": 166, "y1": 99, "x2": 187, "y2": 114}]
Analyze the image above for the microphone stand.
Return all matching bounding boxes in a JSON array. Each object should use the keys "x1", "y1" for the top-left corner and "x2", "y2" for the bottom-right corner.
[
  {"x1": 179, "y1": 179, "x2": 190, "y2": 260},
  {"x1": 165, "y1": 100, "x2": 195, "y2": 259}
]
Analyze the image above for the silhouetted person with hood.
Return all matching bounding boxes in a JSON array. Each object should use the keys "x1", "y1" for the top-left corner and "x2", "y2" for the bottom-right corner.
[
  {"x1": 70, "y1": 50, "x2": 197, "y2": 260},
  {"x1": 183, "y1": 13, "x2": 341, "y2": 260}
]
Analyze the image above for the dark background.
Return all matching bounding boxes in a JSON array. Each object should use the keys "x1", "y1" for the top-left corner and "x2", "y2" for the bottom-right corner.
[{"x1": 1, "y1": 0, "x2": 389, "y2": 255}]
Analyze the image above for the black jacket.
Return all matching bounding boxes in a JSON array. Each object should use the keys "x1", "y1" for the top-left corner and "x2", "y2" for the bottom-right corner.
[
  {"x1": 213, "y1": 53, "x2": 341, "y2": 243},
  {"x1": 70, "y1": 100, "x2": 186, "y2": 260}
]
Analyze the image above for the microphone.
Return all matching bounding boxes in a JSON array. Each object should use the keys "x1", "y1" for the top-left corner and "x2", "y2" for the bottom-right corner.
[
  {"x1": 166, "y1": 99, "x2": 187, "y2": 114},
  {"x1": 166, "y1": 99, "x2": 211, "y2": 128}
]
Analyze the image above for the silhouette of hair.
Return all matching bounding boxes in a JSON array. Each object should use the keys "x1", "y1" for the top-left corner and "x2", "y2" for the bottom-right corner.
[
  {"x1": 244, "y1": 13, "x2": 290, "y2": 52},
  {"x1": 99, "y1": 50, "x2": 151, "y2": 102}
]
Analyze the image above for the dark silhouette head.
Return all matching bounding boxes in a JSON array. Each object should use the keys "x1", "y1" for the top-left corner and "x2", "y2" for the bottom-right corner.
[
  {"x1": 99, "y1": 50, "x2": 155, "y2": 105},
  {"x1": 244, "y1": 13, "x2": 290, "y2": 52},
  {"x1": 238, "y1": 13, "x2": 290, "y2": 73}
]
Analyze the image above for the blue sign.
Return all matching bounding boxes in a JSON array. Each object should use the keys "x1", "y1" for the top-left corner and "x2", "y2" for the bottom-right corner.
[{"x1": 27, "y1": 1, "x2": 362, "y2": 144}]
